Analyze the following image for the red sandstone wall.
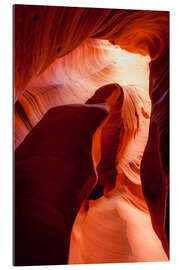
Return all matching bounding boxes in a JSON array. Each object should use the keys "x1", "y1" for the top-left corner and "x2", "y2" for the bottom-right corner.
[{"x1": 14, "y1": 4, "x2": 169, "y2": 264}]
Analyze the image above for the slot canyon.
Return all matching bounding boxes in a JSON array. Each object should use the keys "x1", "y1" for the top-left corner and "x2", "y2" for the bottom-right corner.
[{"x1": 14, "y1": 5, "x2": 169, "y2": 266}]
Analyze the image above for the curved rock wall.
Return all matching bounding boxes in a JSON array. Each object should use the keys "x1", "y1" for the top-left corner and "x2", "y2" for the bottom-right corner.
[{"x1": 14, "y1": 4, "x2": 169, "y2": 264}]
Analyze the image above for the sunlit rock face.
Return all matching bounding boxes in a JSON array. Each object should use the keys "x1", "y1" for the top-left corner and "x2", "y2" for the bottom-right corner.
[
  {"x1": 14, "y1": 6, "x2": 168, "y2": 96},
  {"x1": 14, "y1": 5, "x2": 169, "y2": 266},
  {"x1": 15, "y1": 38, "x2": 150, "y2": 148},
  {"x1": 68, "y1": 83, "x2": 168, "y2": 263},
  {"x1": 69, "y1": 191, "x2": 168, "y2": 263}
]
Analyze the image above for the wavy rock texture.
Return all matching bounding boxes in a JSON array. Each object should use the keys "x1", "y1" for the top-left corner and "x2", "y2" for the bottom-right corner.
[
  {"x1": 14, "y1": 5, "x2": 168, "y2": 100},
  {"x1": 69, "y1": 191, "x2": 168, "y2": 263},
  {"x1": 69, "y1": 83, "x2": 168, "y2": 263},
  {"x1": 15, "y1": 38, "x2": 150, "y2": 148},
  {"x1": 14, "y1": 4, "x2": 169, "y2": 265}
]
